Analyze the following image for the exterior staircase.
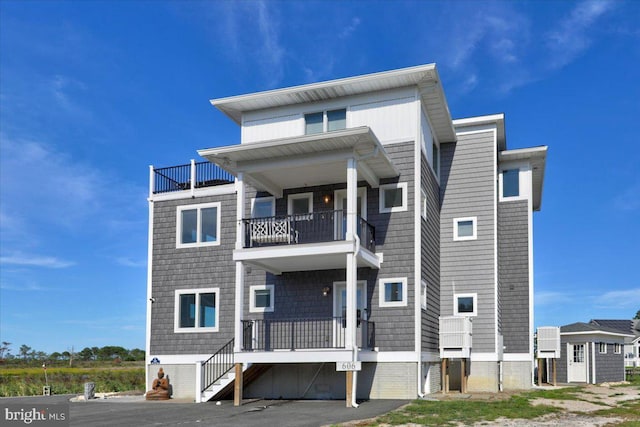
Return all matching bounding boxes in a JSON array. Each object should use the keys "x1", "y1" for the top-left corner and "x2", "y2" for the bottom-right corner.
[{"x1": 197, "y1": 334, "x2": 271, "y2": 403}]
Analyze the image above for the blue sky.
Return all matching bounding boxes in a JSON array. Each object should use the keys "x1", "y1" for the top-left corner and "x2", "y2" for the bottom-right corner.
[{"x1": 1, "y1": 0, "x2": 638, "y2": 355}]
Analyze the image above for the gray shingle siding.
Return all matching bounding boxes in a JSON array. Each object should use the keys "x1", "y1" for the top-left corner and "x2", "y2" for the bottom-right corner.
[
  {"x1": 421, "y1": 154, "x2": 440, "y2": 353},
  {"x1": 595, "y1": 344, "x2": 625, "y2": 383},
  {"x1": 440, "y1": 131, "x2": 497, "y2": 353},
  {"x1": 498, "y1": 200, "x2": 530, "y2": 353},
  {"x1": 150, "y1": 193, "x2": 237, "y2": 355}
]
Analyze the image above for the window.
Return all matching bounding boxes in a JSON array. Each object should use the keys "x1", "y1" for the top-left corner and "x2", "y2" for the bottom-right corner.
[
  {"x1": 250, "y1": 285, "x2": 274, "y2": 313},
  {"x1": 502, "y1": 169, "x2": 520, "y2": 198},
  {"x1": 421, "y1": 188, "x2": 427, "y2": 220},
  {"x1": 379, "y1": 182, "x2": 408, "y2": 213},
  {"x1": 599, "y1": 342, "x2": 607, "y2": 354},
  {"x1": 379, "y1": 278, "x2": 407, "y2": 307},
  {"x1": 454, "y1": 293, "x2": 477, "y2": 316},
  {"x1": 614, "y1": 343, "x2": 621, "y2": 354},
  {"x1": 174, "y1": 288, "x2": 219, "y2": 332},
  {"x1": 252, "y1": 197, "x2": 275, "y2": 218},
  {"x1": 421, "y1": 280, "x2": 427, "y2": 310},
  {"x1": 304, "y1": 108, "x2": 346, "y2": 134},
  {"x1": 453, "y1": 217, "x2": 477, "y2": 241},
  {"x1": 287, "y1": 192, "x2": 313, "y2": 218},
  {"x1": 176, "y1": 202, "x2": 221, "y2": 248}
]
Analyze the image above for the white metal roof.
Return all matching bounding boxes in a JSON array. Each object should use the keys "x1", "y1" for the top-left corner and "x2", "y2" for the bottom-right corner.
[{"x1": 211, "y1": 63, "x2": 457, "y2": 143}]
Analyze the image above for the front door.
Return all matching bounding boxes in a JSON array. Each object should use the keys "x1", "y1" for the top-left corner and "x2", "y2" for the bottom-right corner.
[
  {"x1": 333, "y1": 281, "x2": 367, "y2": 348},
  {"x1": 568, "y1": 343, "x2": 587, "y2": 382},
  {"x1": 334, "y1": 188, "x2": 367, "y2": 240}
]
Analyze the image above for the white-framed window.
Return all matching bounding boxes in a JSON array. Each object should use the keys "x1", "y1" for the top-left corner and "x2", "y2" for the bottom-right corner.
[
  {"x1": 287, "y1": 192, "x2": 313, "y2": 219},
  {"x1": 249, "y1": 284, "x2": 274, "y2": 313},
  {"x1": 421, "y1": 280, "x2": 427, "y2": 310},
  {"x1": 502, "y1": 169, "x2": 520, "y2": 198},
  {"x1": 421, "y1": 187, "x2": 427, "y2": 220},
  {"x1": 454, "y1": 293, "x2": 477, "y2": 316},
  {"x1": 379, "y1": 278, "x2": 408, "y2": 307},
  {"x1": 251, "y1": 197, "x2": 275, "y2": 218},
  {"x1": 174, "y1": 288, "x2": 219, "y2": 333},
  {"x1": 176, "y1": 202, "x2": 221, "y2": 248},
  {"x1": 379, "y1": 182, "x2": 408, "y2": 213},
  {"x1": 453, "y1": 217, "x2": 477, "y2": 241},
  {"x1": 598, "y1": 342, "x2": 607, "y2": 354},
  {"x1": 304, "y1": 108, "x2": 346, "y2": 134},
  {"x1": 614, "y1": 343, "x2": 622, "y2": 354}
]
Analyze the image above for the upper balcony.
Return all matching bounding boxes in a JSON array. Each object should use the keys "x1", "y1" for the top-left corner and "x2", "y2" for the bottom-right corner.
[{"x1": 149, "y1": 160, "x2": 234, "y2": 198}]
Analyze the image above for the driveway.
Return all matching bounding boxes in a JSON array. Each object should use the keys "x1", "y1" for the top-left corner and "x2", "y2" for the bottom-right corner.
[{"x1": 0, "y1": 395, "x2": 408, "y2": 427}]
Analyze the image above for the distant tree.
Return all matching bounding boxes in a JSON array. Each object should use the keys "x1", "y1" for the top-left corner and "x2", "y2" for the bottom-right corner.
[
  {"x1": 35, "y1": 351, "x2": 47, "y2": 360},
  {"x1": 0, "y1": 341, "x2": 10, "y2": 359},
  {"x1": 128, "y1": 348, "x2": 145, "y2": 361},
  {"x1": 79, "y1": 347, "x2": 94, "y2": 361},
  {"x1": 19, "y1": 344, "x2": 32, "y2": 360},
  {"x1": 61, "y1": 351, "x2": 70, "y2": 360},
  {"x1": 49, "y1": 352, "x2": 62, "y2": 361},
  {"x1": 634, "y1": 309, "x2": 640, "y2": 320},
  {"x1": 97, "y1": 346, "x2": 127, "y2": 360}
]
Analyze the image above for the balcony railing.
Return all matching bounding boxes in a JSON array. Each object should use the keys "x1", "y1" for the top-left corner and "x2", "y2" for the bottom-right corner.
[
  {"x1": 151, "y1": 161, "x2": 234, "y2": 194},
  {"x1": 241, "y1": 317, "x2": 375, "y2": 351},
  {"x1": 242, "y1": 210, "x2": 375, "y2": 252}
]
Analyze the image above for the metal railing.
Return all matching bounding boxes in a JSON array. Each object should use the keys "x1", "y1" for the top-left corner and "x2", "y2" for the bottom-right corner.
[
  {"x1": 201, "y1": 337, "x2": 235, "y2": 393},
  {"x1": 153, "y1": 161, "x2": 234, "y2": 194},
  {"x1": 241, "y1": 317, "x2": 375, "y2": 351},
  {"x1": 242, "y1": 210, "x2": 375, "y2": 252}
]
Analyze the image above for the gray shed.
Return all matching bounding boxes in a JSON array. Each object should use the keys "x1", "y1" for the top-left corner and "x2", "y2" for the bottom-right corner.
[{"x1": 558, "y1": 322, "x2": 632, "y2": 384}]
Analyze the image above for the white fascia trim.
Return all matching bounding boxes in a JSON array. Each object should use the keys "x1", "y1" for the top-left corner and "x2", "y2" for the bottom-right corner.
[
  {"x1": 452, "y1": 114, "x2": 504, "y2": 127},
  {"x1": 528, "y1": 166, "x2": 535, "y2": 366},
  {"x1": 234, "y1": 240, "x2": 355, "y2": 261},
  {"x1": 471, "y1": 352, "x2": 500, "y2": 362},
  {"x1": 145, "y1": 200, "x2": 154, "y2": 386},
  {"x1": 492, "y1": 127, "x2": 499, "y2": 358},
  {"x1": 503, "y1": 353, "x2": 534, "y2": 362},
  {"x1": 149, "y1": 183, "x2": 236, "y2": 202},
  {"x1": 234, "y1": 350, "x2": 354, "y2": 364},
  {"x1": 561, "y1": 331, "x2": 634, "y2": 338},
  {"x1": 146, "y1": 354, "x2": 213, "y2": 364},
  {"x1": 359, "y1": 351, "x2": 420, "y2": 362}
]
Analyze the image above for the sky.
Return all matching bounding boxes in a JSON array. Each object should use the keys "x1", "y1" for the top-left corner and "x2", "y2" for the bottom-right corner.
[{"x1": 0, "y1": 0, "x2": 639, "y2": 355}]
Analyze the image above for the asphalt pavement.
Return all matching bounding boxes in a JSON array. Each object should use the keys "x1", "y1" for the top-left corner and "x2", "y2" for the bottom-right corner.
[{"x1": 1, "y1": 395, "x2": 408, "y2": 427}]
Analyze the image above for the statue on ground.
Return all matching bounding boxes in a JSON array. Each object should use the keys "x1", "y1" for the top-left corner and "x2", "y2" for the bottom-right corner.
[{"x1": 145, "y1": 367, "x2": 171, "y2": 400}]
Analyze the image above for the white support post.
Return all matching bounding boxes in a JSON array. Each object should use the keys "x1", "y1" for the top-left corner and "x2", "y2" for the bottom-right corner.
[
  {"x1": 148, "y1": 165, "x2": 155, "y2": 199},
  {"x1": 234, "y1": 173, "x2": 246, "y2": 353},
  {"x1": 190, "y1": 159, "x2": 196, "y2": 198},
  {"x1": 195, "y1": 361, "x2": 202, "y2": 403},
  {"x1": 345, "y1": 158, "x2": 358, "y2": 352}
]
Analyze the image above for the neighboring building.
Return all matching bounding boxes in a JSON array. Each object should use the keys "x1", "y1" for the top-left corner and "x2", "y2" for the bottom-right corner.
[
  {"x1": 145, "y1": 64, "x2": 547, "y2": 403},
  {"x1": 558, "y1": 322, "x2": 632, "y2": 384},
  {"x1": 590, "y1": 319, "x2": 640, "y2": 367}
]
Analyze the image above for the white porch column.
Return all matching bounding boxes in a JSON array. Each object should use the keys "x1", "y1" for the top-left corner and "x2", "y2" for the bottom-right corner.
[
  {"x1": 234, "y1": 173, "x2": 246, "y2": 352},
  {"x1": 345, "y1": 158, "x2": 358, "y2": 351}
]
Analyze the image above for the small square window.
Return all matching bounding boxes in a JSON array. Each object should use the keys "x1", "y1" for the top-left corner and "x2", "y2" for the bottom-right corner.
[
  {"x1": 177, "y1": 202, "x2": 221, "y2": 248},
  {"x1": 503, "y1": 169, "x2": 520, "y2": 198},
  {"x1": 287, "y1": 192, "x2": 313, "y2": 219},
  {"x1": 304, "y1": 112, "x2": 323, "y2": 135},
  {"x1": 453, "y1": 217, "x2": 477, "y2": 241},
  {"x1": 599, "y1": 343, "x2": 607, "y2": 354},
  {"x1": 175, "y1": 288, "x2": 219, "y2": 332},
  {"x1": 379, "y1": 183, "x2": 408, "y2": 213},
  {"x1": 252, "y1": 197, "x2": 275, "y2": 218},
  {"x1": 454, "y1": 293, "x2": 477, "y2": 316},
  {"x1": 327, "y1": 109, "x2": 346, "y2": 131},
  {"x1": 379, "y1": 278, "x2": 407, "y2": 307},
  {"x1": 250, "y1": 285, "x2": 274, "y2": 313}
]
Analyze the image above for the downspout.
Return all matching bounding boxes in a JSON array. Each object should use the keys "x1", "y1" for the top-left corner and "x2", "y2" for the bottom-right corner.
[
  {"x1": 417, "y1": 362, "x2": 425, "y2": 398},
  {"x1": 499, "y1": 361, "x2": 503, "y2": 392},
  {"x1": 351, "y1": 347, "x2": 359, "y2": 408}
]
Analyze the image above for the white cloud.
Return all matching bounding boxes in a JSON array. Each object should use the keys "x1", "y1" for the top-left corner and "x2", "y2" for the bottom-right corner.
[
  {"x1": 115, "y1": 257, "x2": 146, "y2": 268},
  {"x1": 339, "y1": 17, "x2": 361, "y2": 39},
  {"x1": 535, "y1": 291, "x2": 573, "y2": 306},
  {"x1": 546, "y1": 0, "x2": 615, "y2": 70},
  {"x1": 595, "y1": 288, "x2": 640, "y2": 309},
  {"x1": 0, "y1": 254, "x2": 75, "y2": 268}
]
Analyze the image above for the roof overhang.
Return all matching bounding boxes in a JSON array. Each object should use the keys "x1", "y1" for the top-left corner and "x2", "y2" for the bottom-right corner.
[
  {"x1": 453, "y1": 114, "x2": 506, "y2": 150},
  {"x1": 210, "y1": 63, "x2": 456, "y2": 144},
  {"x1": 197, "y1": 127, "x2": 399, "y2": 198},
  {"x1": 560, "y1": 330, "x2": 634, "y2": 338},
  {"x1": 499, "y1": 146, "x2": 547, "y2": 211}
]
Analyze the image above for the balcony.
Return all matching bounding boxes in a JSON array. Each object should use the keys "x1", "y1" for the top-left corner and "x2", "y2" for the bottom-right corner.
[
  {"x1": 151, "y1": 161, "x2": 234, "y2": 194},
  {"x1": 242, "y1": 211, "x2": 375, "y2": 252},
  {"x1": 241, "y1": 317, "x2": 375, "y2": 351}
]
